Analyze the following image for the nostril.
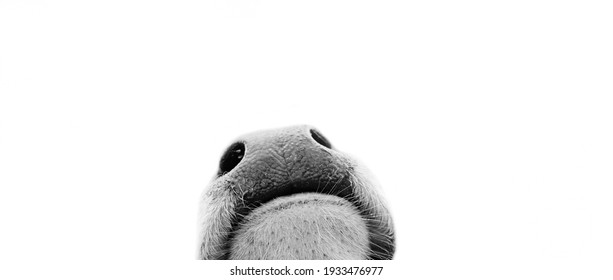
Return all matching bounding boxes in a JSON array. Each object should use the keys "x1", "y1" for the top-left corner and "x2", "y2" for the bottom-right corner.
[
  {"x1": 310, "y1": 129, "x2": 332, "y2": 149},
  {"x1": 219, "y1": 142, "x2": 245, "y2": 176}
]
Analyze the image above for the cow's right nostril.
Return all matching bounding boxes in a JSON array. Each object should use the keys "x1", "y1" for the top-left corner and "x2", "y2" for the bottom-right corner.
[
  {"x1": 219, "y1": 142, "x2": 245, "y2": 176},
  {"x1": 310, "y1": 129, "x2": 332, "y2": 149}
]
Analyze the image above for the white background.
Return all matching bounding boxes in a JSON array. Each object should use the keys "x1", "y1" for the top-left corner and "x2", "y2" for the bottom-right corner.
[{"x1": 1, "y1": 0, "x2": 612, "y2": 279}]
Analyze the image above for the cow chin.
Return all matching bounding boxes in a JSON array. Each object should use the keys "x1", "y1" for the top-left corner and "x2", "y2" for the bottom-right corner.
[{"x1": 228, "y1": 193, "x2": 370, "y2": 260}]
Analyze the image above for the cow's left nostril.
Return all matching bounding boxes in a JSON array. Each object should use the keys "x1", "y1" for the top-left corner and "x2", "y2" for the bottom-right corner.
[
  {"x1": 219, "y1": 142, "x2": 245, "y2": 176},
  {"x1": 310, "y1": 129, "x2": 332, "y2": 149}
]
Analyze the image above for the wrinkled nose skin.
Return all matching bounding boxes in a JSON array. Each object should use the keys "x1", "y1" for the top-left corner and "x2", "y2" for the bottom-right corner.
[{"x1": 226, "y1": 126, "x2": 352, "y2": 206}]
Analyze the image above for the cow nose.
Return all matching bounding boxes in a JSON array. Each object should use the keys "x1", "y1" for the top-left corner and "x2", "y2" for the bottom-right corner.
[{"x1": 216, "y1": 126, "x2": 335, "y2": 181}]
